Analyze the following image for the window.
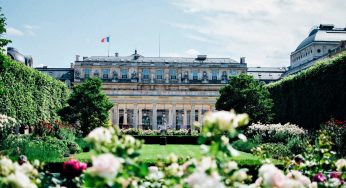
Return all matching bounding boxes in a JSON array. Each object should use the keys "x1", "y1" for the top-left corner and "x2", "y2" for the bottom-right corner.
[
  {"x1": 103, "y1": 69, "x2": 109, "y2": 79},
  {"x1": 192, "y1": 70, "x2": 198, "y2": 80},
  {"x1": 170, "y1": 69, "x2": 177, "y2": 79},
  {"x1": 156, "y1": 69, "x2": 163, "y2": 79},
  {"x1": 143, "y1": 69, "x2": 150, "y2": 79},
  {"x1": 212, "y1": 70, "x2": 218, "y2": 80},
  {"x1": 84, "y1": 68, "x2": 90, "y2": 78},
  {"x1": 221, "y1": 71, "x2": 227, "y2": 80},
  {"x1": 317, "y1": 49, "x2": 321, "y2": 53},
  {"x1": 121, "y1": 69, "x2": 128, "y2": 79},
  {"x1": 230, "y1": 70, "x2": 237, "y2": 76}
]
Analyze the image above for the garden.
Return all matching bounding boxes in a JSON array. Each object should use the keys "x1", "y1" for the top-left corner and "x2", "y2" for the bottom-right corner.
[{"x1": 2, "y1": 8, "x2": 346, "y2": 187}]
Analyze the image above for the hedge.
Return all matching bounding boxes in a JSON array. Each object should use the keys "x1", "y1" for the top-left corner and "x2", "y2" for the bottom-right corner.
[
  {"x1": 267, "y1": 51, "x2": 346, "y2": 129},
  {"x1": 0, "y1": 53, "x2": 69, "y2": 125}
]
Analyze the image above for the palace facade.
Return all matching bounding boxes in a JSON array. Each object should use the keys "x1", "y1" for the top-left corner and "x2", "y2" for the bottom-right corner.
[{"x1": 73, "y1": 51, "x2": 247, "y2": 130}]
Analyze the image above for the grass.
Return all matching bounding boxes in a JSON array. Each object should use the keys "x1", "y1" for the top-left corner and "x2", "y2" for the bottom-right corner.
[{"x1": 61, "y1": 144, "x2": 271, "y2": 166}]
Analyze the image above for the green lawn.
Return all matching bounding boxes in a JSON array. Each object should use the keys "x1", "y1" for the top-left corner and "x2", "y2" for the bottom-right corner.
[{"x1": 62, "y1": 145, "x2": 268, "y2": 166}]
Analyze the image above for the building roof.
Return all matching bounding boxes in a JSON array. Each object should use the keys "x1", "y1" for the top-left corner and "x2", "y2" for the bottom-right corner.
[
  {"x1": 295, "y1": 24, "x2": 346, "y2": 51},
  {"x1": 80, "y1": 53, "x2": 240, "y2": 64},
  {"x1": 247, "y1": 67, "x2": 287, "y2": 72}
]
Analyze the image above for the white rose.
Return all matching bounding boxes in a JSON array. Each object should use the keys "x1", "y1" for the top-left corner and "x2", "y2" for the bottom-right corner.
[
  {"x1": 89, "y1": 153, "x2": 123, "y2": 180},
  {"x1": 336, "y1": 159, "x2": 346, "y2": 171},
  {"x1": 0, "y1": 157, "x2": 14, "y2": 176},
  {"x1": 6, "y1": 171, "x2": 37, "y2": 188},
  {"x1": 221, "y1": 135, "x2": 229, "y2": 145},
  {"x1": 87, "y1": 127, "x2": 112, "y2": 144},
  {"x1": 259, "y1": 164, "x2": 286, "y2": 187},
  {"x1": 124, "y1": 135, "x2": 135, "y2": 145},
  {"x1": 185, "y1": 171, "x2": 225, "y2": 188}
]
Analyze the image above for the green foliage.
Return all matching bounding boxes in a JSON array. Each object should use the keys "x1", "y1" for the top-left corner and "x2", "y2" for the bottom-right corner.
[
  {"x1": 0, "y1": 8, "x2": 11, "y2": 51},
  {"x1": 59, "y1": 77, "x2": 113, "y2": 136},
  {"x1": 321, "y1": 118, "x2": 346, "y2": 157},
  {"x1": 232, "y1": 139, "x2": 260, "y2": 153},
  {"x1": 216, "y1": 74, "x2": 274, "y2": 123},
  {"x1": 267, "y1": 51, "x2": 346, "y2": 129},
  {"x1": 252, "y1": 143, "x2": 291, "y2": 159},
  {"x1": 0, "y1": 54, "x2": 69, "y2": 126},
  {"x1": 1, "y1": 134, "x2": 81, "y2": 161}
]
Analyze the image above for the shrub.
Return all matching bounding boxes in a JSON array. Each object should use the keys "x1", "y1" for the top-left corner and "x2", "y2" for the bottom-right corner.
[
  {"x1": 1, "y1": 134, "x2": 81, "y2": 161},
  {"x1": 252, "y1": 143, "x2": 291, "y2": 159},
  {"x1": 321, "y1": 118, "x2": 346, "y2": 157},
  {"x1": 0, "y1": 114, "x2": 17, "y2": 140},
  {"x1": 232, "y1": 139, "x2": 260, "y2": 153},
  {"x1": 0, "y1": 54, "x2": 69, "y2": 126},
  {"x1": 246, "y1": 122, "x2": 306, "y2": 143},
  {"x1": 286, "y1": 136, "x2": 308, "y2": 155},
  {"x1": 267, "y1": 51, "x2": 346, "y2": 129}
]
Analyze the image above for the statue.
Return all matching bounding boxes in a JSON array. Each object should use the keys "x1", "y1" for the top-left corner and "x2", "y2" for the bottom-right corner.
[
  {"x1": 93, "y1": 70, "x2": 99, "y2": 77},
  {"x1": 74, "y1": 69, "x2": 80, "y2": 79},
  {"x1": 202, "y1": 71, "x2": 208, "y2": 80},
  {"x1": 113, "y1": 71, "x2": 118, "y2": 79},
  {"x1": 131, "y1": 71, "x2": 137, "y2": 79}
]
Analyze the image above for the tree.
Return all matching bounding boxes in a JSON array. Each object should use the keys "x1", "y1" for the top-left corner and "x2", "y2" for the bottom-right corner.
[
  {"x1": 59, "y1": 78, "x2": 113, "y2": 136},
  {"x1": 0, "y1": 7, "x2": 11, "y2": 52},
  {"x1": 215, "y1": 74, "x2": 274, "y2": 123}
]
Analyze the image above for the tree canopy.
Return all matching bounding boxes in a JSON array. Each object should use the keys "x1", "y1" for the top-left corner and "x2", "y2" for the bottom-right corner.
[
  {"x1": 59, "y1": 78, "x2": 113, "y2": 136},
  {"x1": 0, "y1": 7, "x2": 11, "y2": 51},
  {"x1": 215, "y1": 74, "x2": 274, "y2": 124}
]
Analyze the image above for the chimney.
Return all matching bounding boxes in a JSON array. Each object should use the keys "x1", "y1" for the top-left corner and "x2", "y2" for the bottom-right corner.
[
  {"x1": 83, "y1": 56, "x2": 88, "y2": 60},
  {"x1": 240, "y1": 57, "x2": 246, "y2": 64},
  {"x1": 43, "y1": 66, "x2": 48, "y2": 68},
  {"x1": 75, "y1": 55, "x2": 80, "y2": 61},
  {"x1": 70, "y1": 63, "x2": 74, "y2": 68},
  {"x1": 115, "y1": 52, "x2": 119, "y2": 57}
]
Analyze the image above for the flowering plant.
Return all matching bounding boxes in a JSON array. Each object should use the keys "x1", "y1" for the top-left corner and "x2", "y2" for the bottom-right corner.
[{"x1": 0, "y1": 114, "x2": 17, "y2": 139}]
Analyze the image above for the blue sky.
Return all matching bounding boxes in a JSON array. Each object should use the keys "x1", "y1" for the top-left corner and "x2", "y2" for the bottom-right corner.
[{"x1": 2, "y1": 0, "x2": 346, "y2": 68}]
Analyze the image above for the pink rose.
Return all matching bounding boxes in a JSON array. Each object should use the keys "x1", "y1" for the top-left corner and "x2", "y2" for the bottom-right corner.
[{"x1": 62, "y1": 159, "x2": 87, "y2": 179}]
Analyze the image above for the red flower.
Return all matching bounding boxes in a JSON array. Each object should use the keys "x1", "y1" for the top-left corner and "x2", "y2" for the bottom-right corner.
[
  {"x1": 62, "y1": 159, "x2": 87, "y2": 179},
  {"x1": 313, "y1": 172, "x2": 326, "y2": 182}
]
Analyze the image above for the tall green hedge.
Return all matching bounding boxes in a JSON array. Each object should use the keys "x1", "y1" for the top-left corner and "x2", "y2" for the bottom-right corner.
[
  {"x1": 267, "y1": 51, "x2": 346, "y2": 129},
  {"x1": 0, "y1": 53, "x2": 69, "y2": 125}
]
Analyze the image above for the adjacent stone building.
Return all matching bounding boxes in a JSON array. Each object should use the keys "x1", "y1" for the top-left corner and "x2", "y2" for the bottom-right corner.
[
  {"x1": 284, "y1": 24, "x2": 346, "y2": 76},
  {"x1": 35, "y1": 66, "x2": 74, "y2": 87},
  {"x1": 73, "y1": 51, "x2": 247, "y2": 130},
  {"x1": 247, "y1": 67, "x2": 287, "y2": 83}
]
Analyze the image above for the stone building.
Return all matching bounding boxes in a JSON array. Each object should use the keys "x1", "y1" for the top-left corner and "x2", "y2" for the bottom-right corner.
[
  {"x1": 35, "y1": 66, "x2": 74, "y2": 87},
  {"x1": 247, "y1": 67, "x2": 287, "y2": 83},
  {"x1": 73, "y1": 51, "x2": 247, "y2": 130},
  {"x1": 284, "y1": 24, "x2": 346, "y2": 76}
]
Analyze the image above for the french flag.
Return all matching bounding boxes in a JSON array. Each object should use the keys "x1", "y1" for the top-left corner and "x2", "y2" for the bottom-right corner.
[{"x1": 101, "y1": 37, "x2": 110, "y2": 43}]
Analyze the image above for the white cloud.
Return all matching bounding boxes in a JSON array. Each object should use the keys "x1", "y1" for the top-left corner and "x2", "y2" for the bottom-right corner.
[
  {"x1": 24, "y1": 24, "x2": 39, "y2": 36},
  {"x1": 6, "y1": 27, "x2": 24, "y2": 36},
  {"x1": 186, "y1": 48, "x2": 200, "y2": 56},
  {"x1": 172, "y1": 0, "x2": 346, "y2": 67}
]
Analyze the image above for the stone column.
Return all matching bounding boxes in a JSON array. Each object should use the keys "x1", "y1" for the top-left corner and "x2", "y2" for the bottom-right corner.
[
  {"x1": 124, "y1": 108, "x2": 128, "y2": 125},
  {"x1": 109, "y1": 108, "x2": 114, "y2": 125},
  {"x1": 138, "y1": 108, "x2": 142, "y2": 129},
  {"x1": 115, "y1": 105, "x2": 119, "y2": 125},
  {"x1": 183, "y1": 108, "x2": 187, "y2": 129},
  {"x1": 190, "y1": 105, "x2": 195, "y2": 129},
  {"x1": 198, "y1": 108, "x2": 203, "y2": 124},
  {"x1": 133, "y1": 105, "x2": 138, "y2": 129},
  {"x1": 168, "y1": 108, "x2": 173, "y2": 129},
  {"x1": 138, "y1": 72, "x2": 142, "y2": 83},
  {"x1": 152, "y1": 104, "x2": 157, "y2": 130},
  {"x1": 172, "y1": 104, "x2": 176, "y2": 129}
]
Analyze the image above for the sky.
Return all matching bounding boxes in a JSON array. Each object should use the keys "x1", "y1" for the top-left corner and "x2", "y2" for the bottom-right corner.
[{"x1": 2, "y1": 0, "x2": 346, "y2": 68}]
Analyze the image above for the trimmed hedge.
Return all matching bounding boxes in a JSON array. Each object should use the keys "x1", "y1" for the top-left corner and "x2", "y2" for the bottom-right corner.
[
  {"x1": 0, "y1": 53, "x2": 69, "y2": 125},
  {"x1": 267, "y1": 51, "x2": 346, "y2": 129}
]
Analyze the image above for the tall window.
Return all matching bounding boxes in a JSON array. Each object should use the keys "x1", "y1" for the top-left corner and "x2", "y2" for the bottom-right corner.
[
  {"x1": 103, "y1": 69, "x2": 109, "y2": 79},
  {"x1": 221, "y1": 71, "x2": 227, "y2": 80},
  {"x1": 121, "y1": 68, "x2": 128, "y2": 79},
  {"x1": 143, "y1": 69, "x2": 149, "y2": 79},
  {"x1": 192, "y1": 70, "x2": 198, "y2": 80},
  {"x1": 84, "y1": 68, "x2": 90, "y2": 78},
  {"x1": 170, "y1": 69, "x2": 177, "y2": 79},
  {"x1": 212, "y1": 70, "x2": 218, "y2": 80},
  {"x1": 156, "y1": 69, "x2": 163, "y2": 79}
]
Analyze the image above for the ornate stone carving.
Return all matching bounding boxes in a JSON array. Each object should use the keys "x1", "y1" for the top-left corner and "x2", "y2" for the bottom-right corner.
[
  {"x1": 131, "y1": 71, "x2": 137, "y2": 79},
  {"x1": 74, "y1": 69, "x2": 80, "y2": 79}
]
